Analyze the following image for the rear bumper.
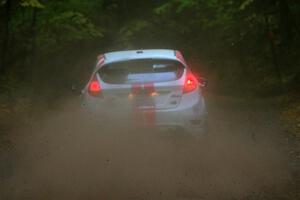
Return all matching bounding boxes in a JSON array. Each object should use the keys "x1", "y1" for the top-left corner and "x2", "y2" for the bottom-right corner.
[
  {"x1": 82, "y1": 95, "x2": 207, "y2": 133},
  {"x1": 154, "y1": 100, "x2": 207, "y2": 129}
]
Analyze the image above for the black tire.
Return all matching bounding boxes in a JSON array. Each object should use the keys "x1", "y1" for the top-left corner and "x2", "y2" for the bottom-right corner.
[{"x1": 188, "y1": 118, "x2": 209, "y2": 140}]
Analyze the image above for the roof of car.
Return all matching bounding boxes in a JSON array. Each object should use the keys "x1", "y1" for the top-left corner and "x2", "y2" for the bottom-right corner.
[{"x1": 103, "y1": 49, "x2": 178, "y2": 64}]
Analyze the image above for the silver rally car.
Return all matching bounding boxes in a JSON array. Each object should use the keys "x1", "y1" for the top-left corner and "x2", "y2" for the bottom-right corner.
[{"x1": 81, "y1": 49, "x2": 208, "y2": 136}]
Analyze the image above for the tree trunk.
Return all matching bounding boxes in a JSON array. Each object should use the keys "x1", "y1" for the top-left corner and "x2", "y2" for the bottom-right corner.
[
  {"x1": 29, "y1": 8, "x2": 38, "y2": 66},
  {"x1": 0, "y1": 0, "x2": 12, "y2": 74},
  {"x1": 279, "y1": 0, "x2": 293, "y2": 47},
  {"x1": 117, "y1": 0, "x2": 128, "y2": 25},
  {"x1": 265, "y1": 14, "x2": 283, "y2": 86}
]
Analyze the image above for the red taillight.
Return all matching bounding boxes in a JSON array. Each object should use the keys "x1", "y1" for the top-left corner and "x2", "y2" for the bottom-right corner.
[
  {"x1": 88, "y1": 77, "x2": 102, "y2": 96},
  {"x1": 183, "y1": 73, "x2": 198, "y2": 93}
]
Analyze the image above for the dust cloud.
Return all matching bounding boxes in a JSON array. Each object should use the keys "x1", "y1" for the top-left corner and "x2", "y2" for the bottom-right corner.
[{"x1": 2, "y1": 97, "x2": 291, "y2": 200}]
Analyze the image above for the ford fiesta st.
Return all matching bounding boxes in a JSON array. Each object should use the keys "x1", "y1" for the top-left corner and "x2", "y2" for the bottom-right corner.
[{"x1": 81, "y1": 49, "x2": 208, "y2": 136}]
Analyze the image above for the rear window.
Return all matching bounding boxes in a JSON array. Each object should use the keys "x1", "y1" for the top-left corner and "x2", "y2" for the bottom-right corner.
[{"x1": 98, "y1": 59, "x2": 184, "y2": 84}]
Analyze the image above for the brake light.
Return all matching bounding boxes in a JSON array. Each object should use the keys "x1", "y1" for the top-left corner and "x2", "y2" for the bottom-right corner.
[
  {"x1": 183, "y1": 72, "x2": 198, "y2": 93},
  {"x1": 88, "y1": 76, "x2": 102, "y2": 96}
]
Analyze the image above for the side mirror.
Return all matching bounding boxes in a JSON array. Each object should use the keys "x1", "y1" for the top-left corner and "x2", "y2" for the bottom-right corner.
[
  {"x1": 71, "y1": 84, "x2": 77, "y2": 91},
  {"x1": 198, "y1": 78, "x2": 208, "y2": 88}
]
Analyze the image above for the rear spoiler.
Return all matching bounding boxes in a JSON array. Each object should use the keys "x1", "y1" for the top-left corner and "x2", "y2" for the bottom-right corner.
[
  {"x1": 96, "y1": 54, "x2": 106, "y2": 66},
  {"x1": 175, "y1": 50, "x2": 187, "y2": 66}
]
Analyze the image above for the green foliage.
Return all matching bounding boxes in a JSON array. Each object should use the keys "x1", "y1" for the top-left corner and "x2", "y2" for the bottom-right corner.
[
  {"x1": 176, "y1": 0, "x2": 198, "y2": 13},
  {"x1": 20, "y1": 0, "x2": 44, "y2": 8},
  {"x1": 0, "y1": 0, "x2": 299, "y2": 96},
  {"x1": 118, "y1": 20, "x2": 151, "y2": 48},
  {"x1": 154, "y1": 2, "x2": 172, "y2": 14},
  {"x1": 45, "y1": 11, "x2": 103, "y2": 43},
  {"x1": 155, "y1": 0, "x2": 197, "y2": 14},
  {"x1": 239, "y1": 0, "x2": 254, "y2": 10}
]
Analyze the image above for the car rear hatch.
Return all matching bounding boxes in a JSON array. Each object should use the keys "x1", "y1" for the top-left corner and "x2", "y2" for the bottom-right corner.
[{"x1": 97, "y1": 58, "x2": 185, "y2": 110}]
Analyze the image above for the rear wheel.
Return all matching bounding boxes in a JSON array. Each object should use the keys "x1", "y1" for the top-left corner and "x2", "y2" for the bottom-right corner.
[{"x1": 187, "y1": 118, "x2": 209, "y2": 140}]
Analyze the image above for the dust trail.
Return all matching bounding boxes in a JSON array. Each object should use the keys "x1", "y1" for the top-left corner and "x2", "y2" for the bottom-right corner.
[{"x1": 3, "y1": 97, "x2": 291, "y2": 200}]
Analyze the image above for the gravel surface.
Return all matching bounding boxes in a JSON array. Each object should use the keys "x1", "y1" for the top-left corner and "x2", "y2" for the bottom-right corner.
[{"x1": 0, "y1": 96, "x2": 299, "y2": 200}]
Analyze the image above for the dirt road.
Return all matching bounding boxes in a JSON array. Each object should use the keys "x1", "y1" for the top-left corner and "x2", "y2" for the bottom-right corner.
[{"x1": 0, "y1": 95, "x2": 299, "y2": 199}]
